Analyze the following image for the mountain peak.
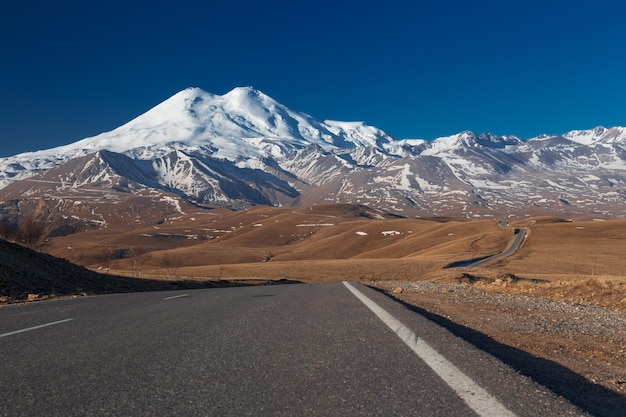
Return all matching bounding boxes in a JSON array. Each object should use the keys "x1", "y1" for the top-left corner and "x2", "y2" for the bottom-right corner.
[
  {"x1": 221, "y1": 86, "x2": 277, "y2": 111},
  {"x1": 170, "y1": 86, "x2": 213, "y2": 102},
  {"x1": 183, "y1": 86, "x2": 208, "y2": 94},
  {"x1": 563, "y1": 125, "x2": 626, "y2": 145},
  {"x1": 227, "y1": 86, "x2": 261, "y2": 95},
  {"x1": 477, "y1": 132, "x2": 523, "y2": 148}
]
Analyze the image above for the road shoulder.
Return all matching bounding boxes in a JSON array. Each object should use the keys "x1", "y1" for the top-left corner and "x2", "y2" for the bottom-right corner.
[{"x1": 371, "y1": 280, "x2": 626, "y2": 417}]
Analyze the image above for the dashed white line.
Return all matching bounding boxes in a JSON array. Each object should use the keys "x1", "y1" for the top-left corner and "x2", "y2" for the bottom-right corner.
[
  {"x1": 0, "y1": 318, "x2": 74, "y2": 339},
  {"x1": 162, "y1": 294, "x2": 190, "y2": 301},
  {"x1": 343, "y1": 281, "x2": 517, "y2": 417}
]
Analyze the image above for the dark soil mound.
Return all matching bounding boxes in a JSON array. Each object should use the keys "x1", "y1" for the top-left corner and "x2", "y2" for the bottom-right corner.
[{"x1": 0, "y1": 239, "x2": 293, "y2": 303}]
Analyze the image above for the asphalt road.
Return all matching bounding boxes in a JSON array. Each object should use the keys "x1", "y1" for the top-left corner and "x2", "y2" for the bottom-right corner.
[
  {"x1": 0, "y1": 282, "x2": 587, "y2": 416},
  {"x1": 462, "y1": 228, "x2": 527, "y2": 268}
]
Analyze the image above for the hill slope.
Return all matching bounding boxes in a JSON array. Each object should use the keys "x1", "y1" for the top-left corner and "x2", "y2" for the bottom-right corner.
[{"x1": 0, "y1": 238, "x2": 294, "y2": 303}]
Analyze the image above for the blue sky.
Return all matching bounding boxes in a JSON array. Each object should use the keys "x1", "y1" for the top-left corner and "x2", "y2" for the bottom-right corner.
[{"x1": 2, "y1": 0, "x2": 626, "y2": 157}]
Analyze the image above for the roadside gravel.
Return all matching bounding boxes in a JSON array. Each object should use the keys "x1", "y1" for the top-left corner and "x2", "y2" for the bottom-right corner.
[{"x1": 371, "y1": 280, "x2": 626, "y2": 417}]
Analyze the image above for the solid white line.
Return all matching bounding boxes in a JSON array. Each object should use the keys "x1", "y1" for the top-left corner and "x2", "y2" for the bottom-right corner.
[
  {"x1": 343, "y1": 282, "x2": 517, "y2": 417},
  {"x1": 162, "y1": 294, "x2": 190, "y2": 300},
  {"x1": 0, "y1": 318, "x2": 74, "y2": 339}
]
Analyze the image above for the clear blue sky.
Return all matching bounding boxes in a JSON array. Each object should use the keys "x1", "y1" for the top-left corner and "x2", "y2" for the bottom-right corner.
[{"x1": 2, "y1": 0, "x2": 626, "y2": 157}]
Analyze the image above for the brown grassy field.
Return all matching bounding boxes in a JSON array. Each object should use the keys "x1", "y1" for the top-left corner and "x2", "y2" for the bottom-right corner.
[{"x1": 40, "y1": 204, "x2": 626, "y2": 310}]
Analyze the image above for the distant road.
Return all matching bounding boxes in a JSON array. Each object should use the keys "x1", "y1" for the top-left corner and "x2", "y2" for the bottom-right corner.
[
  {"x1": 457, "y1": 228, "x2": 527, "y2": 268},
  {"x1": 0, "y1": 282, "x2": 583, "y2": 416}
]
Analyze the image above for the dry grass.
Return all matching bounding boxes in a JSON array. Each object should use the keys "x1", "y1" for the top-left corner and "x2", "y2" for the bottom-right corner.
[
  {"x1": 131, "y1": 258, "x2": 445, "y2": 283},
  {"x1": 495, "y1": 218, "x2": 626, "y2": 276},
  {"x1": 39, "y1": 206, "x2": 626, "y2": 310}
]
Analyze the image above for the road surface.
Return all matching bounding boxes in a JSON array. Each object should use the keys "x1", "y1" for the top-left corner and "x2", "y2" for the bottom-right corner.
[
  {"x1": 459, "y1": 228, "x2": 527, "y2": 268},
  {"x1": 0, "y1": 282, "x2": 586, "y2": 416}
]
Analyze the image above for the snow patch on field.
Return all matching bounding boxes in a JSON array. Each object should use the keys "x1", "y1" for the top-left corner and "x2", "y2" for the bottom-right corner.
[
  {"x1": 160, "y1": 196, "x2": 185, "y2": 214},
  {"x1": 381, "y1": 230, "x2": 400, "y2": 236}
]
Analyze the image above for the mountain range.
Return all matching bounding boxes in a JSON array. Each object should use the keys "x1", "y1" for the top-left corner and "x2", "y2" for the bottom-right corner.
[{"x1": 1, "y1": 86, "x2": 626, "y2": 236}]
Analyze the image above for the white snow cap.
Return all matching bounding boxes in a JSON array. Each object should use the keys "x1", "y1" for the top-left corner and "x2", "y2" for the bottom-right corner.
[{"x1": 6, "y1": 86, "x2": 394, "y2": 163}]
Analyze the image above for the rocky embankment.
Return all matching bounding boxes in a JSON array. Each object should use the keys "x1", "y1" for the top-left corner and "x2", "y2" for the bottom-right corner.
[{"x1": 372, "y1": 280, "x2": 626, "y2": 417}]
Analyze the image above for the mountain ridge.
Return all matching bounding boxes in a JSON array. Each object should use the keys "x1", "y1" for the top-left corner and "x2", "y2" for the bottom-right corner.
[{"x1": 1, "y1": 86, "x2": 626, "y2": 227}]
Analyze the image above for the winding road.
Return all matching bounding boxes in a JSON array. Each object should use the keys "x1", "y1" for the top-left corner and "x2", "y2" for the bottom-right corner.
[{"x1": 457, "y1": 227, "x2": 527, "y2": 268}]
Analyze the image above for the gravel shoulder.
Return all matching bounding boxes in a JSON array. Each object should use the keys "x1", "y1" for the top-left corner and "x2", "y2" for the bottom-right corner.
[{"x1": 371, "y1": 280, "x2": 626, "y2": 417}]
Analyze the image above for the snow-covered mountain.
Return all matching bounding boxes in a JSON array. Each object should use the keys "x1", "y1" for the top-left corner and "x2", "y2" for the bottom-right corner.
[
  {"x1": 2, "y1": 86, "x2": 626, "y2": 232},
  {"x1": 0, "y1": 87, "x2": 393, "y2": 176}
]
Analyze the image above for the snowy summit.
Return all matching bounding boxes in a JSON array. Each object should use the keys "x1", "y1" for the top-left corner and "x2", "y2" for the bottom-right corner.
[{"x1": 1, "y1": 86, "x2": 626, "y2": 219}]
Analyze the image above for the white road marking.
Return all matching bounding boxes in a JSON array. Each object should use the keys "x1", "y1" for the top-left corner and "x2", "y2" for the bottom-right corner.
[
  {"x1": 162, "y1": 294, "x2": 190, "y2": 300},
  {"x1": 0, "y1": 319, "x2": 74, "y2": 339},
  {"x1": 343, "y1": 282, "x2": 517, "y2": 417}
]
